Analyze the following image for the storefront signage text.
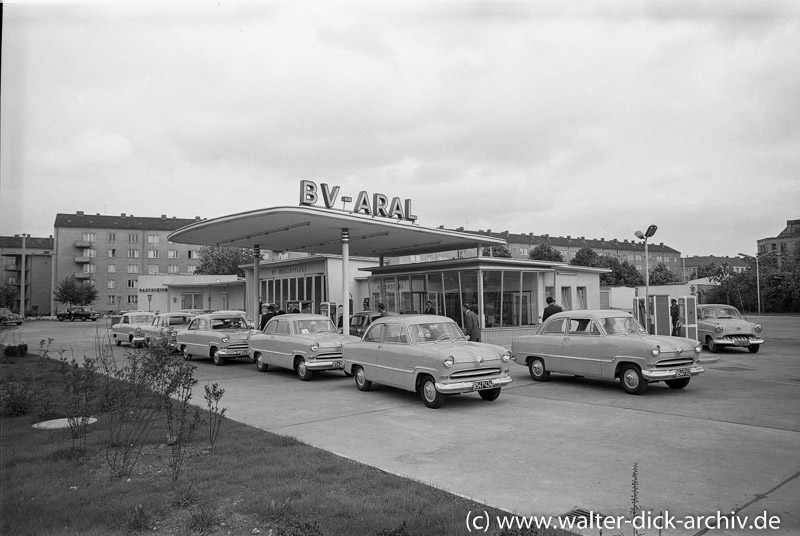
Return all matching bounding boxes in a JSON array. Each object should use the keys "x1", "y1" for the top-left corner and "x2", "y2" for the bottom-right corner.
[{"x1": 299, "y1": 180, "x2": 417, "y2": 223}]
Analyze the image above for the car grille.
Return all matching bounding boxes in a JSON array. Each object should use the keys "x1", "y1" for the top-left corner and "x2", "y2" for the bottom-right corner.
[
  {"x1": 316, "y1": 352, "x2": 343, "y2": 360},
  {"x1": 721, "y1": 335, "x2": 756, "y2": 343},
  {"x1": 655, "y1": 357, "x2": 695, "y2": 368},
  {"x1": 225, "y1": 342, "x2": 249, "y2": 351},
  {"x1": 451, "y1": 367, "x2": 502, "y2": 380}
]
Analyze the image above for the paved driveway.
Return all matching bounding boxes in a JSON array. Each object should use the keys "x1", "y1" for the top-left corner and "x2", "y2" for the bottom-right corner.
[{"x1": 12, "y1": 315, "x2": 800, "y2": 535}]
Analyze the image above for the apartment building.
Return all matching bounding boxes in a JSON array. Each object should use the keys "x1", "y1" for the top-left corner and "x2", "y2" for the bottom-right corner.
[
  {"x1": 0, "y1": 235, "x2": 55, "y2": 316},
  {"x1": 680, "y1": 255, "x2": 749, "y2": 282},
  {"x1": 53, "y1": 212, "x2": 206, "y2": 314},
  {"x1": 757, "y1": 219, "x2": 800, "y2": 264}
]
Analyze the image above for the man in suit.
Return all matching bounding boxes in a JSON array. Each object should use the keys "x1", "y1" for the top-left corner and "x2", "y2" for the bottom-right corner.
[{"x1": 462, "y1": 304, "x2": 480, "y2": 342}]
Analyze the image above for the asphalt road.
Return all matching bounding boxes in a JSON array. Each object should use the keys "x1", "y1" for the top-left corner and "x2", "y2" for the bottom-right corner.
[{"x1": 7, "y1": 315, "x2": 800, "y2": 536}]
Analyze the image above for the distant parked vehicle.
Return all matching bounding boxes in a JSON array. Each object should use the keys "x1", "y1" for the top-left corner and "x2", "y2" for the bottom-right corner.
[
  {"x1": 111, "y1": 311, "x2": 157, "y2": 347},
  {"x1": 132, "y1": 312, "x2": 195, "y2": 350},
  {"x1": 348, "y1": 310, "x2": 398, "y2": 337},
  {"x1": 697, "y1": 304, "x2": 764, "y2": 353},
  {"x1": 56, "y1": 306, "x2": 102, "y2": 322},
  {"x1": 0, "y1": 308, "x2": 23, "y2": 326},
  {"x1": 176, "y1": 311, "x2": 256, "y2": 365}
]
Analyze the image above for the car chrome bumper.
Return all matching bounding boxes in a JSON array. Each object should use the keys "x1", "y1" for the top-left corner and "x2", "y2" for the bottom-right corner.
[
  {"x1": 305, "y1": 359, "x2": 344, "y2": 371},
  {"x1": 642, "y1": 366, "x2": 704, "y2": 381},
  {"x1": 217, "y1": 349, "x2": 249, "y2": 358},
  {"x1": 436, "y1": 376, "x2": 512, "y2": 394},
  {"x1": 715, "y1": 338, "x2": 764, "y2": 347}
]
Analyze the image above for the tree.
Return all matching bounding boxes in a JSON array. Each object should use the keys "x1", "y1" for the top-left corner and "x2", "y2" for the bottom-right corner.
[
  {"x1": 529, "y1": 244, "x2": 564, "y2": 262},
  {"x1": 482, "y1": 245, "x2": 511, "y2": 258},
  {"x1": 570, "y1": 247, "x2": 600, "y2": 267},
  {"x1": 193, "y1": 246, "x2": 254, "y2": 278},
  {"x1": 0, "y1": 285, "x2": 17, "y2": 308},
  {"x1": 648, "y1": 263, "x2": 679, "y2": 285},
  {"x1": 599, "y1": 257, "x2": 645, "y2": 286},
  {"x1": 54, "y1": 276, "x2": 99, "y2": 307}
]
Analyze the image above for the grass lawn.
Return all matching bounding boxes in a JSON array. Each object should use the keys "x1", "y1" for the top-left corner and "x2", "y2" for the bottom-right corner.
[{"x1": 0, "y1": 349, "x2": 576, "y2": 536}]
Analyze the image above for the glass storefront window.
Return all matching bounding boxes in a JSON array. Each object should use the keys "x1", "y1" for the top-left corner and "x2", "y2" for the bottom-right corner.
[
  {"x1": 443, "y1": 271, "x2": 463, "y2": 325},
  {"x1": 426, "y1": 273, "x2": 444, "y2": 316},
  {"x1": 483, "y1": 271, "x2": 502, "y2": 328}
]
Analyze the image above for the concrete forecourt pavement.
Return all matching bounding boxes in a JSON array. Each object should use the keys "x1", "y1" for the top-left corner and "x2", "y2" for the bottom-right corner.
[{"x1": 14, "y1": 315, "x2": 800, "y2": 536}]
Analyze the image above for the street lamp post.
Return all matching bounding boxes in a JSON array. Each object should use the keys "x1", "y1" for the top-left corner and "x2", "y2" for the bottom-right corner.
[
  {"x1": 635, "y1": 225, "x2": 658, "y2": 331},
  {"x1": 147, "y1": 294, "x2": 153, "y2": 312},
  {"x1": 738, "y1": 251, "x2": 774, "y2": 314}
]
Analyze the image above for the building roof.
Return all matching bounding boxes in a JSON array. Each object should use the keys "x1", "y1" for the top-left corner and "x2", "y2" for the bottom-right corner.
[
  {"x1": 462, "y1": 229, "x2": 680, "y2": 254},
  {"x1": 0, "y1": 236, "x2": 54, "y2": 249},
  {"x1": 681, "y1": 255, "x2": 749, "y2": 268},
  {"x1": 168, "y1": 206, "x2": 506, "y2": 258},
  {"x1": 54, "y1": 212, "x2": 203, "y2": 231}
]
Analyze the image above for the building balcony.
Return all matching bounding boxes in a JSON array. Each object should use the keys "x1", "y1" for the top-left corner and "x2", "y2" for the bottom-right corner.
[
  {"x1": 74, "y1": 240, "x2": 91, "y2": 248},
  {"x1": 73, "y1": 273, "x2": 90, "y2": 280},
  {"x1": 74, "y1": 256, "x2": 91, "y2": 264}
]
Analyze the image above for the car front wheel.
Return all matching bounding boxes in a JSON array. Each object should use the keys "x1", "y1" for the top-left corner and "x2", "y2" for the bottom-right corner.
[
  {"x1": 479, "y1": 387, "x2": 501, "y2": 401},
  {"x1": 211, "y1": 348, "x2": 224, "y2": 366},
  {"x1": 665, "y1": 378, "x2": 691, "y2": 389},
  {"x1": 182, "y1": 346, "x2": 192, "y2": 361},
  {"x1": 255, "y1": 353, "x2": 268, "y2": 372},
  {"x1": 528, "y1": 357, "x2": 550, "y2": 381},
  {"x1": 420, "y1": 376, "x2": 444, "y2": 409},
  {"x1": 706, "y1": 336, "x2": 719, "y2": 353},
  {"x1": 620, "y1": 364, "x2": 648, "y2": 395},
  {"x1": 748, "y1": 344, "x2": 760, "y2": 353},
  {"x1": 295, "y1": 358, "x2": 312, "y2": 381},
  {"x1": 354, "y1": 366, "x2": 372, "y2": 391}
]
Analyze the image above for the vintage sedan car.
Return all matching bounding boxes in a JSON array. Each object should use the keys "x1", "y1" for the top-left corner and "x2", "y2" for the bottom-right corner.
[
  {"x1": 176, "y1": 311, "x2": 256, "y2": 365},
  {"x1": 56, "y1": 306, "x2": 102, "y2": 322},
  {"x1": 111, "y1": 311, "x2": 157, "y2": 346},
  {"x1": 343, "y1": 314, "x2": 513, "y2": 409},
  {"x1": 348, "y1": 310, "x2": 398, "y2": 337},
  {"x1": 132, "y1": 312, "x2": 195, "y2": 350},
  {"x1": 0, "y1": 307, "x2": 23, "y2": 326},
  {"x1": 250, "y1": 313, "x2": 360, "y2": 380},
  {"x1": 697, "y1": 304, "x2": 764, "y2": 353},
  {"x1": 511, "y1": 310, "x2": 704, "y2": 395}
]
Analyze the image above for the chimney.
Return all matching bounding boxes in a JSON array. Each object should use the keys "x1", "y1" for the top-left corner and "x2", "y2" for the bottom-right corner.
[
  {"x1": 121, "y1": 213, "x2": 126, "y2": 217},
  {"x1": 77, "y1": 211, "x2": 84, "y2": 215}
]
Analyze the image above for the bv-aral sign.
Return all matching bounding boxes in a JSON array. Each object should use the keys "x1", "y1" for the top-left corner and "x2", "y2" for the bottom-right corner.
[{"x1": 299, "y1": 180, "x2": 418, "y2": 223}]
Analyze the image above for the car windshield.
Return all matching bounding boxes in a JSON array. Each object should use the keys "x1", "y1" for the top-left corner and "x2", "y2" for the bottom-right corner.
[
  {"x1": 703, "y1": 307, "x2": 743, "y2": 320},
  {"x1": 211, "y1": 317, "x2": 251, "y2": 329},
  {"x1": 602, "y1": 316, "x2": 646, "y2": 335},
  {"x1": 130, "y1": 314, "x2": 153, "y2": 323},
  {"x1": 408, "y1": 321, "x2": 466, "y2": 344},
  {"x1": 294, "y1": 319, "x2": 337, "y2": 334}
]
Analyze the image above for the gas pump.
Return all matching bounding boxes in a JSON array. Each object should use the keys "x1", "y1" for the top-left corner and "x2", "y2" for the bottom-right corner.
[
  {"x1": 677, "y1": 295, "x2": 698, "y2": 340},
  {"x1": 319, "y1": 302, "x2": 337, "y2": 323},
  {"x1": 286, "y1": 300, "x2": 313, "y2": 314},
  {"x1": 632, "y1": 295, "x2": 671, "y2": 335}
]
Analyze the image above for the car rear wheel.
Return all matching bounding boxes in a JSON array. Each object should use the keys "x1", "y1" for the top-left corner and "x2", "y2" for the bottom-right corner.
[
  {"x1": 182, "y1": 346, "x2": 192, "y2": 361},
  {"x1": 665, "y1": 378, "x2": 690, "y2": 389},
  {"x1": 620, "y1": 364, "x2": 648, "y2": 395},
  {"x1": 295, "y1": 358, "x2": 312, "y2": 381},
  {"x1": 706, "y1": 336, "x2": 719, "y2": 353},
  {"x1": 478, "y1": 387, "x2": 501, "y2": 401},
  {"x1": 420, "y1": 376, "x2": 444, "y2": 409},
  {"x1": 528, "y1": 357, "x2": 550, "y2": 381},
  {"x1": 211, "y1": 348, "x2": 224, "y2": 366},
  {"x1": 255, "y1": 353, "x2": 268, "y2": 372},
  {"x1": 115, "y1": 337, "x2": 121, "y2": 347},
  {"x1": 748, "y1": 344, "x2": 760, "y2": 353},
  {"x1": 354, "y1": 366, "x2": 372, "y2": 391}
]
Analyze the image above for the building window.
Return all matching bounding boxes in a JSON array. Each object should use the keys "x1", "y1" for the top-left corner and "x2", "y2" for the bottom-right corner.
[
  {"x1": 108, "y1": 249, "x2": 116, "y2": 258},
  {"x1": 148, "y1": 265, "x2": 160, "y2": 275},
  {"x1": 187, "y1": 265, "x2": 197, "y2": 274},
  {"x1": 128, "y1": 234, "x2": 140, "y2": 243},
  {"x1": 107, "y1": 295, "x2": 116, "y2": 305},
  {"x1": 108, "y1": 264, "x2": 117, "y2": 273},
  {"x1": 127, "y1": 265, "x2": 139, "y2": 274},
  {"x1": 82, "y1": 232, "x2": 96, "y2": 242},
  {"x1": 147, "y1": 250, "x2": 160, "y2": 259},
  {"x1": 83, "y1": 264, "x2": 96, "y2": 274},
  {"x1": 108, "y1": 280, "x2": 116, "y2": 289},
  {"x1": 127, "y1": 249, "x2": 140, "y2": 258},
  {"x1": 127, "y1": 279, "x2": 138, "y2": 288},
  {"x1": 561, "y1": 287, "x2": 572, "y2": 310},
  {"x1": 168, "y1": 265, "x2": 180, "y2": 274},
  {"x1": 108, "y1": 233, "x2": 116, "y2": 242},
  {"x1": 577, "y1": 287, "x2": 587, "y2": 309},
  {"x1": 86, "y1": 248, "x2": 97, "y2": 258},
  {"x1": 188, "y1": 250, "x2": 198, "y2": 259},
  {"x1": 181, "y1": 293, "x2": 204, "y2": 310},
  {"x1": 127, "y1": 295, "x2": 138, "y2": 305},
  {"x1": 168, "y1": 250, "x2": 179, "y2": 259},
  {"x1": 148, "y1": 235, "x2": 160, "y2": 244}
]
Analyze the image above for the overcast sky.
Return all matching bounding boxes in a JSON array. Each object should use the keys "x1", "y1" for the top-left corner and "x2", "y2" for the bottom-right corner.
[{"x1": 2, "y1": 1, "x2": 799, "y2": 258}]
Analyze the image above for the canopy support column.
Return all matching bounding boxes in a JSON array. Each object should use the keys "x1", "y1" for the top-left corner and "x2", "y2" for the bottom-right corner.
[
  {"x1": 253, "y1": 245, "x2": 261, "y2": 325},
  {"x1": 341, "y1": 229, "x2": 350, "y2": 333}
]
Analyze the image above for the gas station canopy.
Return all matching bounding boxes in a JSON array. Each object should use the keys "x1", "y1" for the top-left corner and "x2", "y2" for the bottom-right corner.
[{"x1": 167, "y1": 205, "x2": 505, "y2": 257}]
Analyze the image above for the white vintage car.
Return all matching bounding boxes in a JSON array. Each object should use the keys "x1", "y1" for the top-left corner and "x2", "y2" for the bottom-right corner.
[
  {"x1": 249, "y1": 313, "x2": 360, "y2": 380},
  {"x1": 697, "y1": 304, "x2": 764, "y2": 353},
  {"x1": 343, "y1": 314, "x2": 513, "y2": 409},
  {"x1": 111, "y1": 311, "x2": 157, "y2": 347},
  {"x1": 511, "y1": 310, "x2": 704, "y2": 395},
  {"x1": 175, "y1": 311, "x2": 256, "y2": 365}
]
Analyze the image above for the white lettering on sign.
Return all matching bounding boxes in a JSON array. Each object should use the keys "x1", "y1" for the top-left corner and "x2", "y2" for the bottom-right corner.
[{"x1": 299, "y1": 180, "x2": 417, "y2": 223}]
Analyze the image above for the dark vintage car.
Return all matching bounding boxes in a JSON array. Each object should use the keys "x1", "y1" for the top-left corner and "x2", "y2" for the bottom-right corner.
[
  {"x1": 132, "y1": 312, "x2": 195, "y2": 350},
  {"x1": 56, "y1": 306, "x2": 102, "y2": 322},
  {"x1": 175, "y1": 311, "x2": 257, "y2": 365},
  {"x1": 249, "y1": 313, "x2": 360, "y2": 380},
  {"x1": 0, "y1": 307, "x2": 23, "y2": 326},
  {"x1": 348, "y1": 310, "x2": 398, "y2": 337},
  {"x1": 697, "y1": 304, "x2": 764, "y2": 353},
  {"x1": 343, "y1": 314, "x2": 512, "y2": 409},
  {"x1": 511, "y1": 310, "x2": 704, "y2": 395}
]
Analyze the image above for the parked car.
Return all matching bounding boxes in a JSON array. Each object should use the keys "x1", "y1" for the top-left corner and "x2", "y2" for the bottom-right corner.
[
  {"x1": 249, "y1": 313, "x2": 360, "y2": 380},
  {"x1": 56, "y1": 306, "x2": 102, "y2": 322},
  {"x1": 697, "y1": 304, "x2": 764, "y2": 353},
  {"x1": 111, "y1": 311, "x2": 157, "y2": 346},
  {"x1": 132, "y1": 312, "x2": 195, "y2": 350},
  {"x1": 176, "y1": 311, "x2": 256, "y2": 365},
  {"x1": 343, "y1": 314, "x2": 513, "y2": 409},
  {"x1": 0, "y1": 308, "x2": 23, "y2": 326},
  {"x1": 348, "y1": 310, "x2": 398, "y2": 337},
  {"x1": 511, "y1": 310, "x2": 703, "y2": 395}
]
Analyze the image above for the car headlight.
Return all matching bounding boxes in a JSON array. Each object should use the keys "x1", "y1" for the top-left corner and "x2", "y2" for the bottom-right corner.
[
  {"x1": 310, "y1": 342, "x2": 320, "y2": 352},
  {"x1": 444, "y1": 356, "x2": 454, "y2": 368},
  {"x1": 134, "y1": 328, "x2": 142, "y2": 335},
  {"x1": 336, "y1": 342, "x2": 343, "y2": 350},
  {"x1": 715, "y1": 325, "x2": 724, "y2": 333},
  {"x1": 501, "y1": 351, "x2": 511, "y2": 362},
  {"x1": 222, "y1": 337, "x2": 230, "y2": 343},
  {"x1": 651, "y1": 345, "x2": 661, "y2": 357},
  {"x1": 694, "y1": 344, "x2": 702, "y2": 354},
  {"x1": 754, "y1": 324, "x2": 762, "y2": 333}
]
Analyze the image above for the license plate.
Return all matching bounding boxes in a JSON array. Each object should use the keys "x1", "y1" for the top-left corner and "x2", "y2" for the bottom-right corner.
[
  {"x1": 473, "y1": 380, "x2": 494, "y2": 390},
  {"x1": 331, "y1": 361, "x2": 343, "y2": 369},
  {"x1": 676, "y1": 369, "x2": 690, "y2": 377},
  {"x1": 734, "y1": 340, "x2": 749, "y2": 346}
]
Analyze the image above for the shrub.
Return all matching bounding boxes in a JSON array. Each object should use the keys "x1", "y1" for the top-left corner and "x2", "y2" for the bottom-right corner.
[{"x1": 0, "y1": 381, "x2": 33, "y2": 417}]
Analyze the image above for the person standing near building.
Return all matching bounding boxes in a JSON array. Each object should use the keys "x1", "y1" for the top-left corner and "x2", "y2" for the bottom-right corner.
[
  {"x1": 260, "y1": 305, "x2": 277, "y2": 330},
  {"x1": 670, "y1": 299, "x2": 680, "y2": 336},
  {"x1": 424, "y1": 301, "x2": 436, "y2": 315},
  {"x1": 462, "y1": 304, "x2": 480, "y2": 342},
  {"x1": 378, "y1": 303, "x2": 388, "y2": 317},
  {"x1": 542, "y1": 297, "x2": 562, "y2": 322}
]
